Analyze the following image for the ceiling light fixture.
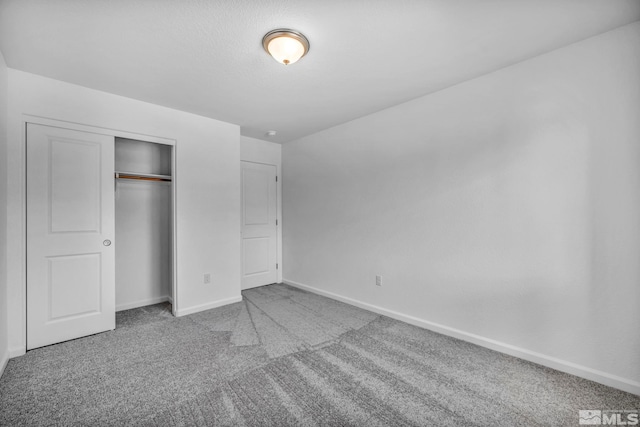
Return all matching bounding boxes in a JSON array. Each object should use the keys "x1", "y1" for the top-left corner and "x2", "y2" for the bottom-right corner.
[{"x1": 262, "y1": 29, "x2": 310, "y2": 65}]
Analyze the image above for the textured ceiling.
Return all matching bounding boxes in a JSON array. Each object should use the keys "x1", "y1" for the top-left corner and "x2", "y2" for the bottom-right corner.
[{"x1": 1, "y1": 0, "x2": 639, "y2": 143}]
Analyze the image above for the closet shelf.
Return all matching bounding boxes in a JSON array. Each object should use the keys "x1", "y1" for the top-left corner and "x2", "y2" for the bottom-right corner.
[{"x1": 115, "y1": 171, "x2": 172, "y2": 182}]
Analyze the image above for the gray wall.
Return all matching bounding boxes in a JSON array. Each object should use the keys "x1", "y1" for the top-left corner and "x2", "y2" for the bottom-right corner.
[
  {"x1": 283, "y1": 22, "x2": 640, "y2": 390},
  {"x1": 0, "y1": 50, "x2": 8, "y2": 373}
]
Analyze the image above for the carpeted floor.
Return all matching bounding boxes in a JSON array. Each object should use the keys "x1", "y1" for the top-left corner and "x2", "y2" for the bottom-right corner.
[{"x1": 0, "y1": 283, "x2": 638, "y2": 426}]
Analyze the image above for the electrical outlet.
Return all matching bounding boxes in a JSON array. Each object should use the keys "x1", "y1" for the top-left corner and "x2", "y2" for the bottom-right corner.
[
  {"x1": 204, "y1": 273, "x2": 211, "y2": 284},
  {"x1": 376, "y1": 275, "x2": 382, "y2": 286}
]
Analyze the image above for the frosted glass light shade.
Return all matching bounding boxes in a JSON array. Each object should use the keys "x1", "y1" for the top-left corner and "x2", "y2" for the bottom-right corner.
[{"x1": 262, "y1": 29, "x2": 309, "y2": 65}]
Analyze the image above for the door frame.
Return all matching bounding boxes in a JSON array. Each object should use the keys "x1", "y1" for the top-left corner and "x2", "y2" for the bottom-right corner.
[
  {"x1": 20, "y1": 115, "x2": 179, "y2": 351},
  {"x1": 239, "y1": 160, "x2": 282, "y2": 286}
]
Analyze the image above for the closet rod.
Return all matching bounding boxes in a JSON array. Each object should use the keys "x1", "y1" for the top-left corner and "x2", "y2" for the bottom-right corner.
[{"x1": 115, "y1": 171, "x2": 172, "y2": 182}]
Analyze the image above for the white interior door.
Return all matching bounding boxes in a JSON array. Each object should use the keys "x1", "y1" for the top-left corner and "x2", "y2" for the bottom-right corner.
[
  {"x1": 27, "y1": 123, "x2": 116, "y2": 350},
  {"x1": 241, "y1": 161, "x2": 277, "y2": 290}
]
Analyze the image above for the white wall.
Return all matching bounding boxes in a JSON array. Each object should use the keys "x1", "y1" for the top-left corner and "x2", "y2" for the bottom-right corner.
[
  {"x1": 0, "y1": 51, "x2": 9, "y2": 377},
  {"x1": 240, "y1": 136, "x2": 282, "y2": 167},
  {"x1": 240, "y1": 136, "x2": 283, "y2": 283},
  {"x1": 115, "y1": 138, "x2": 172, "y2": 176},
  {"x1": 115, "y1": 180, "x2": 172, "y2": 310},
  {"x1": 283, "y1": 22, "x2": 640, "y2": 394},
  {"x1": 6, "y1": 70, "x2": 242, "y2": 355}
]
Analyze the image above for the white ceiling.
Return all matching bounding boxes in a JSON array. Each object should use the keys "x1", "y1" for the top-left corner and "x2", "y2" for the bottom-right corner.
[{"x1": 1, "y1": 1, "x2": 639, "y2": 143}]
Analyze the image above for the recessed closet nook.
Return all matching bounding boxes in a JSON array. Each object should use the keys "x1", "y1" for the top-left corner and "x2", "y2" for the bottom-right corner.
[{"x1": 115, "y1": 138, "x2": 173, "y2": 312}]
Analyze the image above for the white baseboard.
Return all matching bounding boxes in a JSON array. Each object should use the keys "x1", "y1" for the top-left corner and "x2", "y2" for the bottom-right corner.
[
  {"x1": 0, "y1": 348, "x2": 8, "y2": 379},
  {"x1": 116, "y1": 295, "x2": 172, "y2": 312},
  {"x1": 175, "y1": 295, "x2": 242, "y2": 317},
  {"x1": 284, "y1": 278, "x2": 640, "y2": 396}
]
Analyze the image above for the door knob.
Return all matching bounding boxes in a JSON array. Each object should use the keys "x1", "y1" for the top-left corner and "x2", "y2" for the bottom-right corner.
[{"x1": 103, "y1": 240, "x2": 112, "y2": 246}]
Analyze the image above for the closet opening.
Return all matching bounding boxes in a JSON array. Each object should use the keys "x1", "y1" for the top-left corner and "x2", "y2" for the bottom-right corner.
[{"x1": 114, "y1": 137, "x2": 175, "y2": 315}]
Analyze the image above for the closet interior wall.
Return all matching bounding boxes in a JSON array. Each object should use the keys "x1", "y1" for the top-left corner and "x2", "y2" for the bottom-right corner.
[{"x1": 115, "y1": 138, "x2": 172, "y2": 311}]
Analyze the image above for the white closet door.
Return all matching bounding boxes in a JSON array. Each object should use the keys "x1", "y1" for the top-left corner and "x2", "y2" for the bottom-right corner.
[
  {"x1": 241, "y1": 161, "x2": 277, "y2": 289},
  {"x1": 27, "y1": 124, "x2": 116, "y2": 350}
]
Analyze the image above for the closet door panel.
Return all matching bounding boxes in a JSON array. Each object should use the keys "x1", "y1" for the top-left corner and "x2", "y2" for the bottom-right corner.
[
  {"x1": 48, "y1": 253, "x2": 102, "y2": 319},
  {"x1": 49, "y1": 138, "x2": 102, "y2": 232},
  {"x1": 27, "y1": 123, "x2": 116, "y2": 350}
]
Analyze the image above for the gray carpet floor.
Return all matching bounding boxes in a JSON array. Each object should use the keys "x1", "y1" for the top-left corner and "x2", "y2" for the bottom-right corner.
[{"x1": 0, "y1": 283, "x2": 638, "y2": 426}]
